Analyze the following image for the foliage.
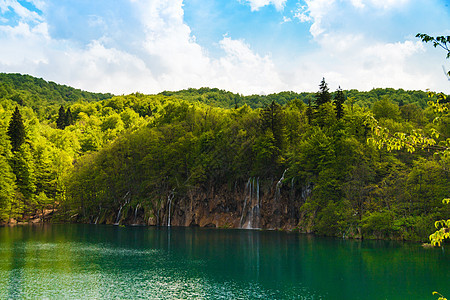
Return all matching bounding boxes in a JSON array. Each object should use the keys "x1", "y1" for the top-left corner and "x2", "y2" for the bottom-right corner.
[
  {"x1": 0, "y1": 73, "x2": 448, "y2": 242},
  {"x1": 334, "y1": 87, "x2": 345, "y2": 120},
  {"x1": 429, "y1": 199, "x2": 450, "y2": 246},
  {"x1": 7, "y1": 107, "x2": 26, "y2": 152}
]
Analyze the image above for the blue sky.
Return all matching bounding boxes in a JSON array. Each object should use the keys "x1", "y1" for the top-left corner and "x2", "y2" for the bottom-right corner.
[{"x1": 0, "y1": 0, "x2": 449, "y2": 95}]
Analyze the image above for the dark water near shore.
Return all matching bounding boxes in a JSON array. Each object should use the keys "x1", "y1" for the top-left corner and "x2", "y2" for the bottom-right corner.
[{"x1": 0, "y1": 224, "x2": 448, "y2": 299}]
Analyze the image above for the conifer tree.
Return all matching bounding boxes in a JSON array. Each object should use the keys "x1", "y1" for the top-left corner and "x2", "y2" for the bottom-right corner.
[
  {"x1": 314, "y1": 78, "x2": 332, "y2": 127},
  {"x1": 314, "y1": 78, "x2": 331, "y2": 108},
  {"x1": 56, "y1": 106, "x2": 66, "y2": 129},
  {"x1": 334, "y1": 86, "x2": 346, "y2": 120},
  {"x1": 7, "y1": 106, "x2": 26, "y2": 152},
  {"x1": 65, "y1": 107, "x2": 73, "y2": 127}
]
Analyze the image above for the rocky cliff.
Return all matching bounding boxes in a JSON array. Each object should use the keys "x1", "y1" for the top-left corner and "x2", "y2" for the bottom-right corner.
[{"x1": 112, "y1": 177, "x2": 312, "y2": 231}]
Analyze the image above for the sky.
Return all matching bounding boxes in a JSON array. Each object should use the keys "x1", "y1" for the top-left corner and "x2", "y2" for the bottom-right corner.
[{"x1": 0, "y1": 0, "x2": 449, "y2": 95}]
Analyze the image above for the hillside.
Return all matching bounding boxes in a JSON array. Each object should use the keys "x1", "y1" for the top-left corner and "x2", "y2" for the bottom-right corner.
[
  {"x1": 0, "y1": 73, "x2": 113, "y2": 118},
  {"x1": 160, "y1": 87, "x2": 433, "y2": 109},
  {"x1": 0, "y1": 73, "x2": 448, "y2": 241}
]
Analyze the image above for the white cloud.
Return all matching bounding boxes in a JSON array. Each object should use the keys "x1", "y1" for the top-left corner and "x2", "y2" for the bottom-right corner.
[
  {"x1": 281, "y1": 0, "x2": 450, "y2": 93},
  {"x1": 25, "y1": 0, "x2": 46, "y2": 11},
  {"x1": 215, "y1": 37, "x2": 286, "y2": 93},
  {"x1": 284, "y1": 32, "x2": 444, "y2": 94},
  {"x1": 349, "y1": 0, "x2": 365, "y2": 8},
  {"x1": 281, "y1": 16, "x2": 292, "y2": 23},
  {"x1": 293, "y1": 4, "x2": 311, "y2": 22},
  {"x1": 366, "y1": 0, "x2": 410, "y2": 10},
  {"x1": 0, "y1": 0, "x2": 288, "y2": 95},
  {"x1": 293, "y1": 0, "x2": 336, "y2": 38},
  {"x1": 295, "y1": 0, "x2": 412, "y2": 38},
  {"x1": 0, "y1": 0, "x2": 448, "y2": 96},
  {"x1": 244, "y1": 0, "x2": 287, "y2": 11},
  {"x1": 0, "y1": 0, "x2": 43, "y2": 22}
]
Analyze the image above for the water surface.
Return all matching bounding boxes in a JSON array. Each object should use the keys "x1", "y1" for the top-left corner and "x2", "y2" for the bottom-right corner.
[{"x1": 0, "y1": 224, "x2": 448, "y2": 299}]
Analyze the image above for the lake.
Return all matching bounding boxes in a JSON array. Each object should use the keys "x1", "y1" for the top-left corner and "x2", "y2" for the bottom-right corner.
[{"x1": 0, "y1": 224, "x2": 448, "y2": 299}]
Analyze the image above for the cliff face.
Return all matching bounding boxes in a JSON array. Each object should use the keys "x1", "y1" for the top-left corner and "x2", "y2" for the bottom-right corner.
[{"x1": 121, "y1": 178, "x2": 309, "y2": 231}]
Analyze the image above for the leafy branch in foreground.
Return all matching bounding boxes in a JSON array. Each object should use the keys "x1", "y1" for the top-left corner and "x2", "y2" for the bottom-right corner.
[
  {"x1": 416, "y1": 33, "x2": 450, "y2": 79},
  {"x1": 369, "y1": 91, "x2": 449, "y2": 249},
  {"x1": 429, "y1": 199, "x2": 450, "y2": 246},
  {"x1": 433, "y1": 291, "x2": 448, "y2": 300},
  {"x1": 416, "y1": 33, "x2": 450, "y2": 58}
]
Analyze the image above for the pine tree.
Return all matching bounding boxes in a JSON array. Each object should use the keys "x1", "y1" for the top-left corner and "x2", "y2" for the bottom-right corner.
[
  {"x1": 314, "y1": 78, "x2": 332, "y2": 127},
  {"x1": 56, "y1": 106, "x2": 66, "y2": 129},
  {"x1": 64, "y1": 107, "x2": 73, "y2": 127},
  {"x1": 334, "y1": 86, "x2": 345, "y2": 120},
  {"x1": 7, "y1": 106, "x2": 26, "y2": 152},
  {"x1": 315, "y1": 78, "x2": 331, "y2": 108}
]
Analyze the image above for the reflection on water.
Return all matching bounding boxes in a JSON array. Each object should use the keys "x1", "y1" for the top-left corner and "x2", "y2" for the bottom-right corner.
[{"x1": 0, "y1": 225, "x2": 448, "y2": 299}]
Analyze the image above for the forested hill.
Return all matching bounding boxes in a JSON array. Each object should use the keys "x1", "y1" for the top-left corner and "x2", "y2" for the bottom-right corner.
[
  {"x1": 160, "y1": 87, "x2": 432, "y2": 109},
  {"x1": 0, "y1": 73, "x2": 434, "y2": 111},
  {"x1": 0, "y1": 73, "x2": 113, "y2": 117},
  {"x1": 0, "y1": 73, "x2": 448, "y2": 242}
]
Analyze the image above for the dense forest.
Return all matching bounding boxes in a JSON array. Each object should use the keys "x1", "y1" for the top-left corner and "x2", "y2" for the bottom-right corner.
[{"x1": 0, "y1": 73, "x2": 448, "y2": 241}]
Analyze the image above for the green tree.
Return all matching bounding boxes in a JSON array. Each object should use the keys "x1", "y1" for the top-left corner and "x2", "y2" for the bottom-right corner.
[
  {"x1": 260, "y1": 101, "x2": 285, "y2": 151},
  {"x1": 314, "y1": 78, "x2": 333, "y2": 127},
  {"x1": 315, "y1": 78, "x2": 331, "y2": 108},
  {"x1": 7, "y1": 106, "x2": 26, "y2": 152},
  {"x1": 372, "y1": 97, "x2": 401, "y2": 121},
  {"x1": 306, "y1": 98, "x2": 313, "y2": 124},
  {"x1": 56, "y1": 105, "x2": 66, "y2": 129},
  {"x1": 9, "y1": 144, "x2": 36, "y2": 219},
  {"x1": 417, "y1": 32, "x2": 450, "y2": 300},
  {"x1": 64, "y1": 107, "x2": 73, "y2": 127},
  {"x1": 0, "y1": 155, "x2": 15, "y2": 221},
  {"x1": 334, "y1": 86, "x2": 346, "y2": 120}
]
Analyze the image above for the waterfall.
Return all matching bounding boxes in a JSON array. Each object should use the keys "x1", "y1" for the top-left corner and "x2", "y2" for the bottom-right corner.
[
  {"x1": 302, "y1": 182, "x2": 313, "y2": 201},
  {"x1": 240, "y1": 178, "x2": 252, "y2": 228},
  {"x1": 256, "y1": 177, "x2": 260, "y2": 206},
  {"x1": 95, "y1": 205, "x2": 101, "y2": 225},
  {"x1": 167, "y1": 191, "x2": 175, "y2": 227},
  {"x1": 290, "y1": 177, "x2": 295, "y2": 201},
  {"x1": 114, "y1": 191, "x2": 130, "y2": 225},
  {"x1": 240, "y1": 177, "x2": 262, "y2": 229},
  {"x1": 133, "y1": 204, "x2": 140, "y2": 224},
  {"x1": 252, "y1": 177, "x2": 261, "y2": 229},
  {"x1": 247, "y1": 178, "x2": 254, "y2": 229},
  {"x1": 157, "y1": 208, "x2": 160, "y2": 226},
  {"x1": 275, "y1": 169, "x2": 287, "y2": 201},
  {"x1": 115, "y1": 204, "x2": 123, "y2": 225}
]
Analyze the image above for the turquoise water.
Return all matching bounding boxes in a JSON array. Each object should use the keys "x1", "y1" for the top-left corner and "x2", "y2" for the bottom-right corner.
[{"x1": 0, "y1": 225, "x2": 448, "y2": 299}]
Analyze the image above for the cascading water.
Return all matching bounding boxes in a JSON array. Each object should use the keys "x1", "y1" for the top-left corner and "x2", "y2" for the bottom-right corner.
[
  {"x1": 133, "y1": 204, "x2": 140, "y2": 224},
  {"x1": 115, "y1": 205, "x2": 123, "y2": 225},
  {"x1": 301, "y1": 182, "x2": 313, "y2": 201},
  {"x1": 290, "y1": 177, "x2": 295, "y2": 201},
  {"x1": 253, "y1": 177, "x2": 260, "y2": 228},
  {"x1": 157, "y1": 208, "x2": 160, "y2": 226},
  {"x1": 115, "y1": 191, "x2": 130, "y2": 225},
  {"x1": 275, "y1": 169, "x2": 287, "y2": 201},
  {"x1": 95, "y1": 205, "x2": 101, "y2": 225},
  {"x1": 239, "y1": 178, "x2": 252, "y2": 228},
  {"x1": 167, "y1": 190, "x2": 175, "y2": 227},
  {"x1": 240, "y1": 177, "x2": 261, "y2": 229}
]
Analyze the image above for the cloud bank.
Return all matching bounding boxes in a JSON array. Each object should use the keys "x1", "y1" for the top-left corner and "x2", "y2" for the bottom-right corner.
[{"x1": 0, "y1": 0, "x2": 448, "y2": 95}]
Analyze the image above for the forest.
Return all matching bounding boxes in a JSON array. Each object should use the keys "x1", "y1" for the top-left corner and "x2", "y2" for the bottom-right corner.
[{"x1": 0, "y1": 73, "x2": 448, "y2": 241}]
